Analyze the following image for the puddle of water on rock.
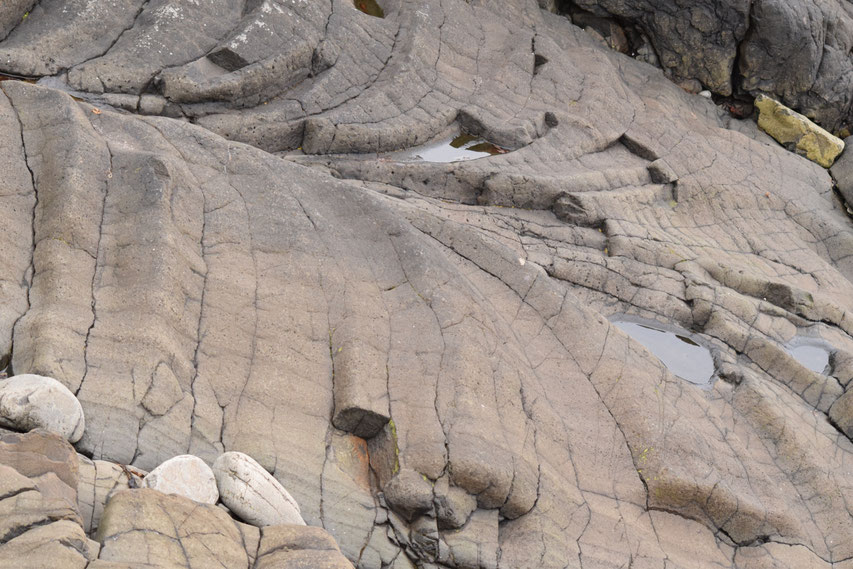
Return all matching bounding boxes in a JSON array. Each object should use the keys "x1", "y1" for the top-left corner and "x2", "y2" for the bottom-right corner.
[
  {"x1": 354, "y1": 0, "x2": 384, "y2": 17},
  {"x1": 610, "y1": 316, "x2": 715, "y2": 386},
  {"x1": 391, "y1": 133, "x2": 507, "y2": 163},
  {"x1": 0, "y1": 72, "x2": 36, "y2": 83},
  {"x1": 785, "y1": 337, "x2": 833, "y2": 374}
]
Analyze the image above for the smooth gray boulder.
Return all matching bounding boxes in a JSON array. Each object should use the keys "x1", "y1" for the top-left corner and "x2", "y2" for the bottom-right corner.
[
  {"x1": 0, "y1": 374, "x2": 84, "y2": 443},
  {"x1": 213, "y1": 451, "x2": 305, "y2": 527},
  {"x1": 142, "y1": 454, "x2": 218, "y2": 505}
]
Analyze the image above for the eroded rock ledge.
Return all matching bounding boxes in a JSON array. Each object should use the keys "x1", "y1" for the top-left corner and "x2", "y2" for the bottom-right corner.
[{"x1": 0, "y1": 2, "x2": 852, "y2": 569}]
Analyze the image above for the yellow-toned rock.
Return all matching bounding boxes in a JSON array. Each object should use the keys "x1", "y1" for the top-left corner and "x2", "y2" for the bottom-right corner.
[{"x1": 755, "y1": 94, "x2": 844, "y2": 168}]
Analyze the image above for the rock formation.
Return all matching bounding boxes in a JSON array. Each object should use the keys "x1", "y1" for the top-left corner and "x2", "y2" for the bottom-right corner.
[{"x1": 0, "y1": 1, "x2": 852, "y2": 568}]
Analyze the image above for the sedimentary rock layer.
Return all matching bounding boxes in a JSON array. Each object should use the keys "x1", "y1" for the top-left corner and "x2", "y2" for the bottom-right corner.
[{"x1": 0, "y1": 2, "x2": 852, "y2": 568}]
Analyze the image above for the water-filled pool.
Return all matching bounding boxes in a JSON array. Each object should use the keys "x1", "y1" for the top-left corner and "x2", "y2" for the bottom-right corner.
[
  {"x1": 611, "y1": 315, "x2": 715, "y2": 386},
  {"x1": 391, "y1": 133, "x2": 507, "y2": 163},
  {"x1": 785, "y1": 337, "x2": 833, "y2": 374},
  {"x1": 354, "y1": 0, "x2": 384, "y2": 18}
]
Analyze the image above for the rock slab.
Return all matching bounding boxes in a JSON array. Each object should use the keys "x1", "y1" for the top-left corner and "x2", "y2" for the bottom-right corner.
[
  {"x1": 77, "y1": 456, "x2": 141, "y2": 535},
  {"x1": 755, "y1": 94, "x2": 845, "y2": 168},
  {"x1": 96, "y1": 488, "x2": 251, "y2": 568},
  {"x1": 0, "y1": 374, "x2": 85, "y2": 443},
  {"x1": 0, "y1": 428, "x2": 91, "y2": 569},
  {"x1": 213, "y1": 451, "x2": 305, "y2": 527},
  {"x1": 142, "y1": 454, "x2": 218, "y2": 504},
  {"x1": 255, "y1": 525, "x2": 354, "y2": 569}
]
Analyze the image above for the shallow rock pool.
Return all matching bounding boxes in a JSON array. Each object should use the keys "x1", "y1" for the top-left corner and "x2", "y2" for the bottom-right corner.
[
  {"x1": 611, "y1": 315, "x2": 715, "y2": 386},
  {"x1": 785, "y1": 337, "x2": 833, "y2": 374},
  {"x1": 391, "y1": 133, "x2": 507, "y2": 163}
]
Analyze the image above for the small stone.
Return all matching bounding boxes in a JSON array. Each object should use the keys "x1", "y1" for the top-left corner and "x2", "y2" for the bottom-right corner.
[
  {"x1": 434, "y1": 478, "x2": 477, "y2": 529},
  {"x1": 142, "y1": 454, "x2": 219, "y2": 504},
  {"x1": 677, "y1": 79, "x2": 703, "y2": 94},
  {"x1": 698, "y1": 90, "x2": 712, "y2": 98},
  {"x1": 382, "y1": 469, "x2": 435, "y2": 521},
  {"x1": 138, "y1": 94, "x2": 166, "y2": 115},
  {"x1": 755, "y1": 94, "x2": 844, "y2": 168},
  {"x1": 0, "y1": 375, "x2": 85, "y2": 443},
  {"x1": 213, "y1": 451, "x2": 305, "y2": 527}
]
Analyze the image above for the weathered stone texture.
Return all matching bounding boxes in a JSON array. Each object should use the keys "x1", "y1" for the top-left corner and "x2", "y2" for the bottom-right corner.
[
  {"x1": 0, "y1": 429, "x2": 91, "y2": 569},
  {"x1": 0, "y1": 2, "x2": 850, "y2": 569}
]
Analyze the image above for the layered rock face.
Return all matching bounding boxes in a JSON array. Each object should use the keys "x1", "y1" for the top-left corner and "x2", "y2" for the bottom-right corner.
[{"x1": 0, "y1": 1, "x2": 852, "y2": 569}]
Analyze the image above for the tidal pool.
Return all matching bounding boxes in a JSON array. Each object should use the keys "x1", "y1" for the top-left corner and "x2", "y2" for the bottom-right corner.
[
  {"x1": 785, "y1": 337, "x2": 833, "y2": 374},
  {"x1": 391, "y1": 133, "x2": 507, "y2": 163},
  {"x1": 611, "y1": 316, "x2": 715, "y2": 386},
  {"x1": 354, "y1": 0, "x2": 384, "y2": 17}
]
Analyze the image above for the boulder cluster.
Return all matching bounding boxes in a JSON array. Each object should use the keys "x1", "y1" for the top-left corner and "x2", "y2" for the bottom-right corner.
[{"x1": 0, "y1": 373, "x2": 349, "y2": 569}]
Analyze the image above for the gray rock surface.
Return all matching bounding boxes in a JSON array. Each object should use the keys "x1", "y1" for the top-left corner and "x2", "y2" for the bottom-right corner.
[
  {"x1": 255, "y1": 525, "x2": 355, "y2": 569},
  {"x1": 0, "y1": 0, "x2": 35, "y2": 43},
  {"x1": 142, "y1": 454, "x2": 218, "y2": 504},
  {"x1": 832, "y1": 137, "x2": 853, "y2": 205},
  {"x1": 0, "y1": 374, "x2": 85, "y2": 442},
  {"x1": 213, "y1": 451, "x2": 305, "y2": 527},
  {"x1": 96, "y1": 488, "x2": 253, "y2": 569},
  {"x1": 739, "y1": 0, "x2": 853, "y2": 131},
  {"x1": 0, "y1": 2, "x2": 851, "y2": 568},
  {"x1": 569, "y1": 0, "x2": 853, "y2": 132}
]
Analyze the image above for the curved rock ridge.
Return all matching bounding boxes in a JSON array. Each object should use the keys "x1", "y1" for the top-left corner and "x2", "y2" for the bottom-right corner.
[
  {"x1": 0, "y1": 0, "x2": 849, "y2": 142},
  {"x1": 0, "y1": 2, "x2": 850, "y2": 569}
]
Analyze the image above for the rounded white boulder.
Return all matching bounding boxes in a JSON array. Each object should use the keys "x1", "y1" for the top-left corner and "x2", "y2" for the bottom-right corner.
[
  {"x1": 0, "y1": 374, "x2": 85, "y2": 442},
  {"x1": 213, "y1": 451, "x2": 305, "y2": 527},
  {"x1": 143, "y1": 454, "x2": 219, "y2": 504}
]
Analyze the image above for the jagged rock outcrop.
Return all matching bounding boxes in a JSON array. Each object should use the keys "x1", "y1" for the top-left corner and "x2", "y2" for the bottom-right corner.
[
  {"x1": 0, "y1": 2, "x2": 852, "y2": 568},
  {"x1": 0, "y1": 428, "x2": 97, "y2": 569},
  {"x1": 567, "y1": 0, "x2": 853, "y2": 133}
]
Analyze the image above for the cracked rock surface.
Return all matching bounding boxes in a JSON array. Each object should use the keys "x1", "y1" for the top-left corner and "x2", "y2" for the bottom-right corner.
[{"x1": 1, "y1": 1, "x2": 853, "y2": 568}]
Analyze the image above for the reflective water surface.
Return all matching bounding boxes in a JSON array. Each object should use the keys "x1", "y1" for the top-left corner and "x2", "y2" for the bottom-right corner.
[
  {"x1": 786, "y1": 337, "x2": 833, "y2": 374},
  {"x1": 391, "y1": 133, "x2": 507, "y2": 163},
  {"x1": 354, "y1": 0, "x2": 384, "y2": 18},
  {"x1": 611, "y1": 316, "x2": 715, "y2": 386}
]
